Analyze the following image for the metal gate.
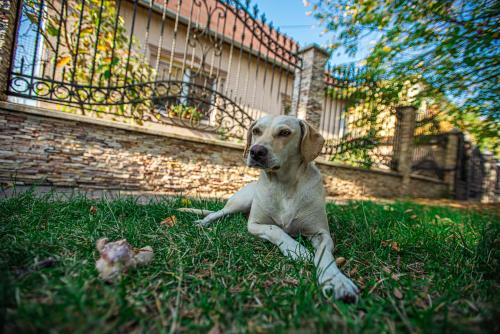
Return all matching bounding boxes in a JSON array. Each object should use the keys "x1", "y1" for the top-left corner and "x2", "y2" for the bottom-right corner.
[{"x1": 455, "y1": 135, "x2": 487, "y2": 200}]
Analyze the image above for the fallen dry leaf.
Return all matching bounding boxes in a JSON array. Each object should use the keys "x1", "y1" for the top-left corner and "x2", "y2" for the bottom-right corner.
[
  {"x1": 391, "y1": 241, "x2": 400, "y2": 252},
  {"x1": 89, "y1": 206, "x2": 97, "y2": 215},
  {"x1": 393, "y1": 287, "x2": 403, "y2": 299},
  {"x1": 356, "y1": 277, "x2": 366, "y2": 289},
  {"x1": 180, "y1": 308, "x2": 202, "y2": 319},
  {"x1": 195, "y1": 269, "x2": 212, "y2": 279},
  {"x1": 381, "y1": 240, "x2": 400, "y2": 252},
  {"x1": 335, "y1": 257, "x2": 346, "y2": 267},
  {"x1": 263, "y1": 280, "x2": 274, "y2": 288},
  {"x1": 283, "y1": 278, "x2": 299, "y2": 286},
  {"x1": 349, "y1": 267, "x2": 358, "y2": 277},
  {"x1": 160, "y1": 215, "x2": 177, "y2": 227},
  {"x1": 410, "y1": 214, "x2": 418, "y2": 219},
  {"x1": 229, "y1": 286, "x2": 243, "y2": 293},
  {"x1": 208, "y1": 323, "x2": 222, "y2": 334}
]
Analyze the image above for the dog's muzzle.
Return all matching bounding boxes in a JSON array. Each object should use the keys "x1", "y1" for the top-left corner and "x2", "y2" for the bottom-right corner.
[
  {"x1": 248, "y1": 144, "x2": 268, "y2": 167},
  {"x1": 248, "y1": 145, "x2": 280, "y2": 170}
]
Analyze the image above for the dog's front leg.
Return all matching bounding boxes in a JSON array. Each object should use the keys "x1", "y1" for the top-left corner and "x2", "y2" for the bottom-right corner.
[
  {"x1": 247, "y1": 220, "x2": 311, "y2": 261},
  {"x1": 310, "y1": 231, "x2": 359, "y2": 303}
]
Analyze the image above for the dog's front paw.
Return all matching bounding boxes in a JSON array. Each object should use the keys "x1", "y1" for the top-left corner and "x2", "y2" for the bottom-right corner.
[
  {"x1": 192, "y1": 212, "x2": 223, "y2": 227},
  {"x1": 193, "y1": 219, "x2": 209, "y2": 227},
  {"x1": 321, "y1": 272, "x2": 359, "y2": 303}
]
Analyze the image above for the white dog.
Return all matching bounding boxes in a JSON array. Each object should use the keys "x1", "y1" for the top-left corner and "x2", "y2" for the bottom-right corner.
[{"x1": 180, "y1": 115, "x2": 359, "y2": 302}]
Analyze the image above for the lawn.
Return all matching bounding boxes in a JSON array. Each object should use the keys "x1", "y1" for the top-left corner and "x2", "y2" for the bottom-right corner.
[{"x1": 1, "y1": 191, "x2": 499, "y2": 333}]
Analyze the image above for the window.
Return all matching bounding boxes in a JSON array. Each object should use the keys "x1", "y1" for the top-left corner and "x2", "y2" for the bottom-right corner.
[
  {"x1": 187, "y1": 71, "x2": 215, "y2": 115},
  {"x1": 152, "y1": 60, "x2": 184, "y2": 113},
  {"x1": 150, "y1": 52, "x2": 224, "y2": 121}
]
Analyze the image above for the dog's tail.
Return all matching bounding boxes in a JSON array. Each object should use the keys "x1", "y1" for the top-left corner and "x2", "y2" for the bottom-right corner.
[{"x1": 176, "y1": 208, "x2": 214, "y2": 216}]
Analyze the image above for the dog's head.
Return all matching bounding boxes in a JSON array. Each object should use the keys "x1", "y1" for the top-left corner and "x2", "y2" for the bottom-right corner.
[{"x1": 244, "y1": 115, "x2": 325, "y2": 170}]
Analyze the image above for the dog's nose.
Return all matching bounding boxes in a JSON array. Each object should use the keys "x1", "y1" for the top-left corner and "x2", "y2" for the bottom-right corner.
[{"x1": 250, "y1": 145, "x2": 268, "y2": 160}]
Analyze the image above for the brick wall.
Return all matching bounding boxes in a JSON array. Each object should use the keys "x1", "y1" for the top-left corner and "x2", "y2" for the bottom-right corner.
[{"x1": 0, "y1": 102, "x2": 449, "y2": 199}]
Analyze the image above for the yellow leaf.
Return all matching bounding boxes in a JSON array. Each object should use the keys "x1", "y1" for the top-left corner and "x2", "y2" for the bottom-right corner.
[
  {"x1": 56, "y1": 56, "x2": 71, "y2": 68},
  {"x1": 97, "y1": 44, "x2": 109, "y2": 52},
  {"x1": 80, "y1": 27, "x2": 93, "y2": 35},
  {"x1": 382, "y1": 46, "x2": 392, "y2": 53}
]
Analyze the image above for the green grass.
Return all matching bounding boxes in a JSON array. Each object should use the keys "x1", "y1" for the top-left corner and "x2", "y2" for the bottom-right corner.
[{"x1": 1, "y1": 191, "x2": 499, "y2": 333}]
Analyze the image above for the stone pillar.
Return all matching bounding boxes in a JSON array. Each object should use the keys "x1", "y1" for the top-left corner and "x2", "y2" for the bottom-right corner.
[
  {"x1": 290, "y1": 44, "x2": 329, "y2": 128},
  {"x1": 442, "y1": 129, "x2": 461, "y2": 194},
  {"x1": 0, "y1": 0, "x2": 18, "y2": 101},
  {"x1": 394, "y1": 106, "x2": 417, "y2": 196},
  {"x1": 481, "y1": 152, "x2": 499, "y2": 203}
]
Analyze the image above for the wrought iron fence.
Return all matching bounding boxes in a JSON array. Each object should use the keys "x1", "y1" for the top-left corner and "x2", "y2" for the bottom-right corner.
[
  {"x1": 320, "y1": 63, "x2": 398, "y2": 169},
  {"x1": 411, "y1": 133, "x2": 450, "y2": 180},
  {"x1": 411, "y1": 93, "x2": 456, "y2": 179},
  {"x1": 8, "y1": 0, "x2": 301, "y2": 139}
]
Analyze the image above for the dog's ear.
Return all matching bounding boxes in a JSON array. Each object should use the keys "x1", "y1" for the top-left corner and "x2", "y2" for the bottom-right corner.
[
  {"x1": 299, "y1": 120, "x2": 325, "y2": 163},
  {"x1": 243, "y1": 121, "x2": 257, "y2": 158}
]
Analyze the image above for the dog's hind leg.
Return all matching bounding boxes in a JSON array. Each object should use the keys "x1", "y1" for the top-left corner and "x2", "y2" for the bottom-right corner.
[
  {"x1": 191, "y1": 182, "x2": 256, "y2": 227},
  {"x1": 176, "y1": 208, "x2": 214, "y2": 216}
]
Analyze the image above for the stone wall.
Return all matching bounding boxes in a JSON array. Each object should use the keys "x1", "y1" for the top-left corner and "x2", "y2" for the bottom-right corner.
[
  {"x1": 319, "y1": 163, "x2": 449, "y2": 199},
  {"x1": 0, "y1": 102, "x2": 449, "y2": 199}
]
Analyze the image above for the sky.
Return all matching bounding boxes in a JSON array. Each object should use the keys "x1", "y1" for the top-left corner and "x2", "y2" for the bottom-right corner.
[{"x1": 252, "y1": 0, "x2": 372, "y2": 65}]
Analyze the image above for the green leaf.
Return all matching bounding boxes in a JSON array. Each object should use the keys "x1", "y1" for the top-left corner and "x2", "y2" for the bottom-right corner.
[{"x1": 46, "y1": 24, "x2": 59, "y2": 37}]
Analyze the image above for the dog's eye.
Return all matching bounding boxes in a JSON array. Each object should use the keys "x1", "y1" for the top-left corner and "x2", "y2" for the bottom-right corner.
[
  {"x1": 252, "y1": 128, "x2": 262, "y2": 136},
  {"x1": 278, "y1": 129, "x2": 291, "y2": 137}
]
